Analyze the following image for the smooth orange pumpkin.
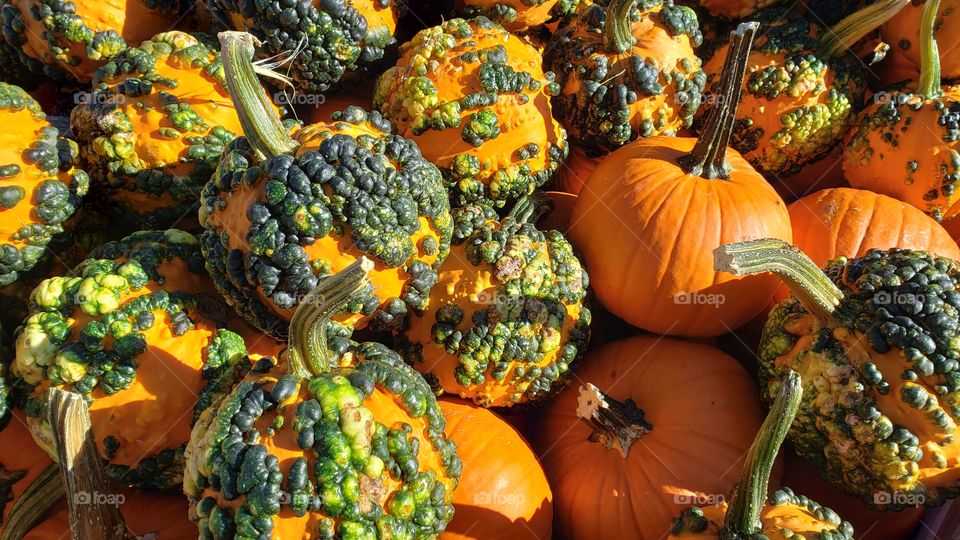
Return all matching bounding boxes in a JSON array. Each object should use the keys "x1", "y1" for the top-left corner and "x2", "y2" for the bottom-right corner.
[
  {"x1": 439, "y1": 398, "x2": 552, "y2": 540},
  {"x1": 553, "y1": 147, "x2": 599, "y2": 195},
  {"x1": 883, "y1": 0, "x2": 960, "y2": 80},
  {"x1": 537, "y1": 335, "x2": 770, "y2": 539}
]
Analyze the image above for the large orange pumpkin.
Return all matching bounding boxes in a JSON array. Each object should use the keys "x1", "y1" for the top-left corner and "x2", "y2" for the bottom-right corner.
[
  {"x1": 537, "y1": 335, "x2": 770, "y2": 539},
  {"x1": 439, "y1": 398, "x2": 552, "y2": 540},
  {"x1": 569, "y1": 23, "x2": 792, "y2": 337}
]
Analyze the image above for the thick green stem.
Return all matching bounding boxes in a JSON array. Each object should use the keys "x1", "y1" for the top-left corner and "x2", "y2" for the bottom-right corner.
[
  {"x1": 918, "y1": 0, "x2": 943, "y2": 98},
  {"x1": 576, "y1": 383, "x2": 652, "y2": 458},
  {"x1": 219, "y1": 31, "x2": 297, "y2": 159},
  {"x1": 818, "y1": 0, "x2": 909, "y2": 58},
  {"x1": 287, "y1": 258, "x2": 374, "y2": 378},
  {"x1": 508, "y1": 191, "x2": 553, "y2": 225},
  {"x1": 47, "y1": 389, "x2": 133, "y2": 540},
  {"x1": 722, "y1": 370, "x2": 802, "y2": 537},
  {"x1": 714, "y1": 238, "x2": 844, "y2": 322},
  {"x1": 0, "y1": 465, "x2": 63, "y2": 540},
  {"x1": 603, "y1": 0, "x2": 638, "y2": 53},
  {"x1": 679, "y1": 22, "x2": 758, "y2": 180}
]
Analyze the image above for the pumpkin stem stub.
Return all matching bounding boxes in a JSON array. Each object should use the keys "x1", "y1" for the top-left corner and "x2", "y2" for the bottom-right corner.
[
  {"x1": 577, "y1": 383, "x2": 651, "y2": 458},
  {"x1": 508, "y1": 191, "x2": 554, "y2": 225},
  {"x1": 918, "y1": 0, "x2": 944, "y2": 99},
  {"x1": 48, "y1": 388, "x2": 134, "y2": 540},
  {"x1": 286, "y1": 257, "x2": 374, "y2": 378},
  {"x1": 714, "y1": 238, "x2": 844, "y2": 323},
  {"x1": 219, "y1": 31, "x2": 298, "y2": 160},
  {"x1": 818, "y1": 0, "x2": 910, "y2": 58},
  {"x1": 603, "y1": 0, "x2": 639, "y2": 54},
  {"x1": 722, "y1": 370, "x2": 803, "y2": 537},
  {"x1": 0, "y1": 465, "x2": 63, "y2": 540},
  {"x1": 679, "y1": 22, "x2": 758, "y2": 180}
]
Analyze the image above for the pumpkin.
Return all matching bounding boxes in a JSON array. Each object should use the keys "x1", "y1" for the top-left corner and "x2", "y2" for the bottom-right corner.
[
  {"x1": 402, "y1": 197, "x2": 591, "y2": 408},
  {"x1": 200, "y1": 32, "x2": 453, "y2": 338},
  {"x1": 695, "y1": 0, "x2": 783, "y2": 18},
  {"x1": 0, "y1": 0, "x2": 182, "y2": 83},
  {"x1": 552, "y1": 146, "x2": 599, "y2": 195},
  {"x1": 12, "y1": 229, "x2": 271, "y2": 490},
  {"x1": 0, "y1": 83, "x2": 88, "y2": 287},
  {"x1": 453, "y1": 0, "x2": 581, "y2": 32},
  {"x1": 543, "y1": 0, "x2": 705, "y2": 152},
  {"x1": 541, "y1": 190, "x2": 577, "y2": 234},
  {"x1": 568, "y1": 23, "x2": 792, "y2": 338},
  {"x1": 438, "y1": 398, "x2": 552, "y2": 540},
  {"x1": 374, "y1": 16, "x2": 568, "y2": 208},
  {"x1": 537, "y1": 335, "x2": 770, "y2": 539},
  {"x1": 0, "y1": 412, "x2": 58, "y2": 540},
  {"x1": 699, "y1": 2, "x2": 904, "y2": 179},
  {"x1": 70, "y1": 31, "x2": 254, "y2": 230},
  {"x1": 667, "y1": 370, "x2": 856, "y2": 540},
  {"x1": 184, "y1": 259, "x2": 462, "y2": 538},
  {"x1": 883, "y1": 0, "x2": 960, "y2": 80},
  {"x1": 207, "y1": 0, "x2": 401, "y2": 93},
  {"x1": 716, "y1": 238, "x2": 960, "y2": 507},
  {"x1": 771, "y1": 143, "x2": 847, "y2": 201},
  {"x1": 844, "y1": 0, "x2": 960, "y2": 221},
  {"x1": 300, "y1": 86, "x2": 374, "y2": 125}
]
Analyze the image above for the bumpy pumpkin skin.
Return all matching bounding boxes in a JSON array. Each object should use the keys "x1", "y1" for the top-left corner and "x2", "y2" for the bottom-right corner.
[
  {"x1": 207, "y1": 0, "x2": 400, "y2": 93},
  {"x1": 404, "y1": 205, "x2": 591, "y2": 408},
  {"x1": 0, "y1": 0, "x2": 181, "y2": 83},
  {"x1": 759, "y1": 249, "x2": 960, "y2": 508},
  {"x1": 844, "y1": 85, "x2": 960, "y2": 222},
  {"x1": 569, "y1": 136, "x2": 792, "y2": 337},
  {"x1": 883, "y1": 0, "x2": 960, "y2": 80},
  {"x1": 71, "y1": 31, "x2": 248, "y2": 230},
  {"x1": 702, "y1": 10, "x2": 866, "y2": 178},
  {"x1": 0, "y1": 412, "x2": 52, "y2": 527},
  {"x1": 538, "y1": 336, "x2": 770, "y2": 540},
  {"x1": 13, "y1": 230, "x2": 267, "y2": 490},
  {"x1": 200, "y1": 107, "x2": 453, "y2": 338},
  {"x1": 0, "y1": 83, "x2": 89, "y2": 286},
  {"x1": 184, "y1": 348, "x2": 461, "y2": 539},
  {"x1": 544, "y1": 0, "x2": 704, "y2": 153},
  {"x1": 374, "y1": 17, "x2": 568, "y2": 208},
  {"x1": 438, "y1": 398, "x2": 552, "y2": 540},
  {"x1": 667, "y1": 488, "x2": 854, "y2": 539},
  {"x1": 454, "y1": 0, "x2": 580, "y2": 33}
]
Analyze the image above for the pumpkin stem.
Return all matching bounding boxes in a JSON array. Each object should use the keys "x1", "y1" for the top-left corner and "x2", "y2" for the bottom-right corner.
[
  {"x1": 576, "y1": 383, "x2": 652, "y2": 458},
  {"x1": 47, "y1": 388, "x2": 134, "y2": 540},
  {"x1": 219, "y1": 31, "x2": 298, "y2": 160},
  {"x1": 678, "y1": 22, "x2": 758, "y2": 180},
  {"x1": 0, "y1": 465, "x2": 63, "y2": 540},
  {"x1": 603, "y1": 0, "x2": 638, "y2": 54},
  {"x1": 713, "y1": 238, "x2": 844, "y2": 323},
  {"x1": 508, "y1": 191, "x2": 554, "y2": 225},
  {"x1": 721, "y1": 370, "x2": 802, "y2": 537},
  {"x1": 818, "y1": 0, "x2": 909, "y2": 58},
  {"x1": 918, "y1": 0, "x2": 943, "y2": 99},
  {"x1": 287, "y1": 257, "x2": 374, "y2": 378}
]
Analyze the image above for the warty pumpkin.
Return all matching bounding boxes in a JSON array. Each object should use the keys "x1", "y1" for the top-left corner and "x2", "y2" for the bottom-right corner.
[
  {"x1": 844, "y1": 0, "x2": 960, "y2": 221},
  {"x1": 12, "y1": 229, "x2": 271, "y2": 490},
  {"x1": 200, "y1": 32, "x2": 453, "y2": 338},
  {"x1": 537, "y1": 335, "x2": 770, "y2": 539},
  {"x1": 0, "y1": 0, "x2": 182, "y2": 84},
  {"x1": 184, "y1": 259, "x2": 462, "y2": 539},
  {"x1": 0, "y1": 82, "x2": 88, "y2": 287},
  {"x1": 667, "y1": 370, "x2": 856, "y2": 540},
  {"x1": 543, "y1": 0, "x2": 705, "y2": 152},
  {"x1": 438, "y1": 398, "x2": 552, "y2": 540},
  {"x1": 374, "y1": 16, "x2": 568, "y2": 208},
  {"x1": 716, "y1": 238, "x2": 960, "y2": 508},
  {"x1": 207, "y1": 0, "x2": 401, "y2": 93},
  {"x1": 883, "y1": 0, "x2": 960, "y2": 81},
  {"x1": 568, "y1": 23, "x2": 792, "y2": 338},
  {"x1": 699, "y1": 2, "x2": 906, "y2": 179},
  {"x1": 454, "y1": 0, "x2": 581, "y2": 32},
  {"x1": 402, "y1": 197, "x2": 591, "y2": 408},
  {"x1": 70, "y1": 31, "x2": 255, "y2": 230}
]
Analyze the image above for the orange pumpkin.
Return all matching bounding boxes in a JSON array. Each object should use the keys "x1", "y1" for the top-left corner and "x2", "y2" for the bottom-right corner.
[
  {"x1": 453, "y1": 0, "x2": 578, "y2": 32},
  {"x1": 553, "y1": 147, "x2": 599, "y2": 195},
  {"x1": 695, "y1": 0, "x2": 783, "y2": 18},
  {"x1": 541, "y1": 191, "x2": 577, "y2": 234},
  {"x1": 0, "y1": 412, "x2": 56, "y2": 537},
  {"x1": 537, "y1": 335, "x2": 770, "y2": 539},
  {"x1": 569, "y1": 23, "x2": 792, "y2": 337},
  {"x1": 439, "y1": 398, "x2": 552, "y2": 540},
  {"x1": 883, "y1": 0, "x2": 960, "y2": 80}
]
